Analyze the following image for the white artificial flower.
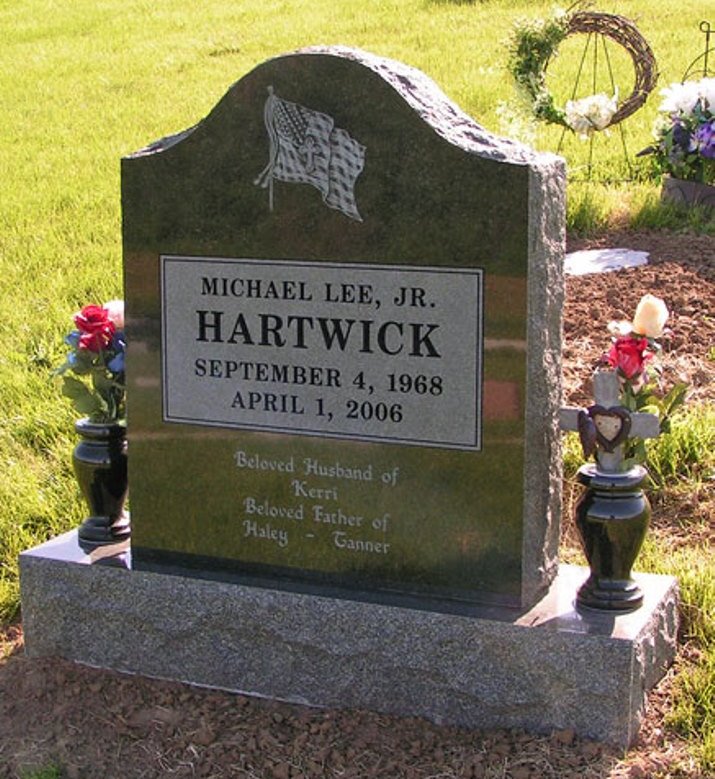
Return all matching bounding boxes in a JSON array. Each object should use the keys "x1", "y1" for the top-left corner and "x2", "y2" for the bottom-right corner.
[
  {"x1": 652, "y1": 113, "x2": 671, "y2": 139},
  {"x1": 632, "y1": 294, "x2": 669, "y2": 338},
  {"x1": 607, "y1": 320, "x2": 633, "y2": 337},
  {"x1": 566, "y1": 113, "x2": 592, "y2": 138},
  {"x1": 658, "y1": 80, "x2": 702, "y2": 116},
  {"x1": 552, "y1": 7, "x2": 568, "y2": 22},
  {"x1": 697, "y1": 77, "x2": 715, "y2": 111},
  {"x1": 565, "y1": 92, "x2": 618, "y2": 138},
  {"x1": 103, "y1": 299, "x2": 125, "y2": 330}
]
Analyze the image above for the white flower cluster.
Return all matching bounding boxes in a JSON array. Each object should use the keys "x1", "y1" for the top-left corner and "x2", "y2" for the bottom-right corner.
[
  {"x1": 565, "y1": 92, "x2": 618, "y2": 138},
  {"x1": 658, "y1": 78, "x2": 715, "y2": 116}
]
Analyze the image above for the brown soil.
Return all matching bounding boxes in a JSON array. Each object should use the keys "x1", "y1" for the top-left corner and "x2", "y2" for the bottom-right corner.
[
  {"x1": 1, "y1": 229, "x2": 713, "y2": 779},
  {"x1": 564, "y1": 229, "x2": 715, "y2": 408}
]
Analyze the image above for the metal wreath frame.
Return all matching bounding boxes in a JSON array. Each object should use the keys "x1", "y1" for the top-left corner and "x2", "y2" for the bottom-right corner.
[
  {"x1": 681, "y1": 21, "x2": 713, "y2": 80},
  {"x1": 564, "y1": 11, "x2": 659, "y2": 126}
]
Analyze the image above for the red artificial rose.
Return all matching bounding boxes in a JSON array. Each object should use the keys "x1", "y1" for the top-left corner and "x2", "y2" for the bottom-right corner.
[
  {"x1": 74, "y1": 304, "x2": 115, "y2": 352},
  {"x1": 607, "y1": 336, "x2": 651, "y2": 379}
]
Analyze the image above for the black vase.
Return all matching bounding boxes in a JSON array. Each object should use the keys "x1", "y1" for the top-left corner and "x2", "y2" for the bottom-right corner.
[
  {"x1": 73, "y1": 418, "x2": 130, "y2": 546},
  {"x1": 575, "y1": 464, "x2": 651, "y2": 613}
]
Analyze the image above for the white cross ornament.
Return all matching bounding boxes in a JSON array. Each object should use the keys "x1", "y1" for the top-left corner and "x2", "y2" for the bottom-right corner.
[{"x1": 560, "y1": 371, "x2": 661, "y2": 473}]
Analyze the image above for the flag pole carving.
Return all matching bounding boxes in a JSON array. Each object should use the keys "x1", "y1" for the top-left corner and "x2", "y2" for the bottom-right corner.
[{"x1": 254, "y1": 86, "x2": 366, "y2": 222}]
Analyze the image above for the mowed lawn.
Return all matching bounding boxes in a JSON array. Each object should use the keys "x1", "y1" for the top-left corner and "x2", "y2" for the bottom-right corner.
[{"x1": 1, "y1": 0, "x2": 714, "y2": 773}]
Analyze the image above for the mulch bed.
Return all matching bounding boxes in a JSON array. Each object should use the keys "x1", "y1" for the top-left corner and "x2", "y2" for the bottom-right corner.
[{"x1": 1, "y1": 228, "x2": 712, "y2": 779}]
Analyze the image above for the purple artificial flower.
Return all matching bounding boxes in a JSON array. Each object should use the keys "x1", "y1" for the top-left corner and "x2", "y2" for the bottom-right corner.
[
  {"x1": 672, "y1": 120, "x2": 694, "y2": 151},
  {"x1": 695, "y1": 119, "x2": 715, "y2": 159}
]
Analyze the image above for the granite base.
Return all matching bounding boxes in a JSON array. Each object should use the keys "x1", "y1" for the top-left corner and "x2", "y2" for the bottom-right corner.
[{"x1": 20, "y1": 530, "x2": 679, "y2": 746}]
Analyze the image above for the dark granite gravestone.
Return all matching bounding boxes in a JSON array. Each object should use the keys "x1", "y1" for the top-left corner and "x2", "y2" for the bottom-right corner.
[
  {"x1": 122, "y1": 47, "x2": 565, "y2": 609},
  {"x1": 20, "y1": 48, "x2": 679, "y2": 746}
]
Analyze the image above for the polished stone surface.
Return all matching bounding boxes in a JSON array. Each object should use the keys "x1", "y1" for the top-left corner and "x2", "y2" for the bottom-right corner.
[
  {"x1": 122, "y1": 47, "x2": 565, "y2": 608},
  {"x1": 21, "y1": 531, "x2": 678, "y2": 745}
]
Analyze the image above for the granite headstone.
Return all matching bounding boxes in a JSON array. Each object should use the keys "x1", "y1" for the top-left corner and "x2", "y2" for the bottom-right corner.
[
  {"x1": 122, "y1": 47, "x2": 565, "y2": 609},
  {"x1": 20, "y1": 48, "x2": 679, "y2": 746}
]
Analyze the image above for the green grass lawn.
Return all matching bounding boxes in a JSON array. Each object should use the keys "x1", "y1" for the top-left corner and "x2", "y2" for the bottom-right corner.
[{"x1": 1, "y1": 0, "x2": 714, "y2": 773}]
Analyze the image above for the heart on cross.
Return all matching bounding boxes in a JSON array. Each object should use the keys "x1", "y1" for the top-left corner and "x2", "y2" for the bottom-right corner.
[{"x1": 588, "y1": 405, "x2": 632, "y2": 452}]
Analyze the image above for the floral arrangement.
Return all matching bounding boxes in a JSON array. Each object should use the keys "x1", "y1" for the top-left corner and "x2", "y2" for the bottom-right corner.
[
  {"x1": 506, "y1": 8, "x2": 619, "y2": 136},
  {"x1": 641, "y1": 77, "x2": 715, "y2": 184},
  {"x1": 56, "y1": 300, "x2": 126, "y2": 423},
  {"x1": 603, "y1": 293, "x2": 687, "y2": 464},
  {"x1": 505, "y1": 7, "x2": 658, "y2": 142}
]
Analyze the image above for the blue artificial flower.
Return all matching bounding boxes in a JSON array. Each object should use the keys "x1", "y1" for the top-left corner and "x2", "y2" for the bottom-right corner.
[
  {"x1": 111, "y1": 330, "x2": 126, "y2": 353},
  {"x1": 107, "y1": 331, "x2": 126, "y2": 374},
  {"x1": 107, "y1": 352, "x2": 125, "y2": 374},
  {"x1": 64, "y1": 330, "x2": 81, "y2": 348}
]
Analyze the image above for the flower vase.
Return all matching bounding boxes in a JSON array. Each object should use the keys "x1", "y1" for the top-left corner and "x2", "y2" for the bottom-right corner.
[
  {"x1": 73, "y1": 418, "x2": 130, "y2": 546},
  {"x1": 574, "y1": 464, "x2": 651, "y2": 612},
  {"x1": 661, "y1": 176, "x2": 715, "y2": 210}
]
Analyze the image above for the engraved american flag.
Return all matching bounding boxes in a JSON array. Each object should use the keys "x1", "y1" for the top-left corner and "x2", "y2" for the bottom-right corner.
[{"x1": 254, "y1": 87, "x2": 365, "y2": 222}]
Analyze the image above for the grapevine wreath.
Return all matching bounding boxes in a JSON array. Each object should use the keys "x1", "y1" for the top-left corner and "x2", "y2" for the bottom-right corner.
[{"x1": 507, "y1": 9, "x2": 658, "y2": 133}]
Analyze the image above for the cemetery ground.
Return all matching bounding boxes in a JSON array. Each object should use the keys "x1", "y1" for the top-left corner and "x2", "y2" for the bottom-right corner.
[
  {"x1": 1, "y1": 4, "x2": 714, "y2": 777},
  {"x1": 0, "y1": 226, "x2": 713, "y2": 778}
]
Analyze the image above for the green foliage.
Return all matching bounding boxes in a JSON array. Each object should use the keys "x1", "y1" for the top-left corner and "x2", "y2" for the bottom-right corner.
[
  {"x1": 628, "y1": 382, "x2": 688, "y2": 435},
  {"x1": 639, "y1": 538, "x2": 715, "y2": 770},
  {"x1": 60, "y1": 375, "x2": 106, "y2": 418},
  {"x1": 670, "y1": 650, "x2": 715, "y2": 771},
  {"x1": 57, "y1": 358, "x2": 124, "y2": 422},
  {"x1": 562, "y1": 431, "x2": 583, "y2": 480},
  {"x1": 566, "y1": 184, "x2": 715, "y2": 235},
  {"x1": 631, "y1": 195, "x2": 715, "y2": 233},
  {"x1": 564, "y1": 403, "x2": 714, "y2": 487},
  {"x1": 619, "y1": 379, "x2": 689, "y2": 469},
  {"x1": 20, "y1": 765, "x2": 65, "y2": 779},
  {"x1": 645, "y1": 404, "x2": 715, "y2": 489},
  {"x1": 566, "y1": 187, "x2": 611, "y2": 235},
  {"x1": 506, "y1": 8, "x2": 571, "y2": 127},
  {"x1": 650, "y1": 549, "x2": 715, "y2": 771},
  {"x1": 673, "y1": 676, "x2": 715, "y2": 770}
]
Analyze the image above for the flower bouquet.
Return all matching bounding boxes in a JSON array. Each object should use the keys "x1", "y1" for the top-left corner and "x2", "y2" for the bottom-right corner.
[
  {"x1": 56, "y1": 300, "x2": 129, "y2": 546},
  {"x1": 56, "y1": 301, "x2": 126, "y2": 423},
  {"x1": 601, "y1": 293, "x2": 687, "y2": 466},
  {"x1": 641, "y1": 77, "x2": 715, "y2": 186}
]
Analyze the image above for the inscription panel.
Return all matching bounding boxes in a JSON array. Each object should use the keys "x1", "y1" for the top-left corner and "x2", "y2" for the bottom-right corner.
[{"x1": 162, "y1": 257, "x2": 483, "y2": 450}]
